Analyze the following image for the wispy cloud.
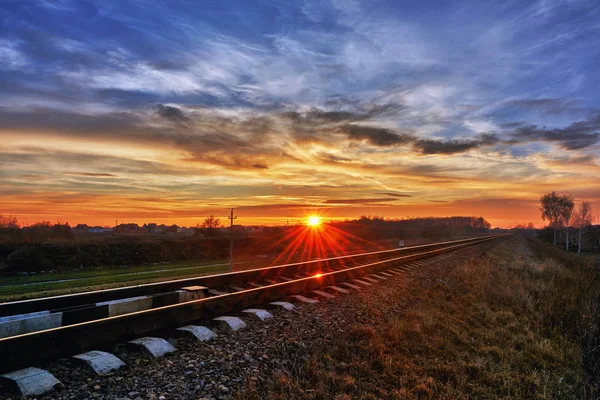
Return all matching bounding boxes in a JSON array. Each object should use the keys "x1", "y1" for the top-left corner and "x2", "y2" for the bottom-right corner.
[{"x1": 1, "y1": 0, "x2": 599, "y2": 226}]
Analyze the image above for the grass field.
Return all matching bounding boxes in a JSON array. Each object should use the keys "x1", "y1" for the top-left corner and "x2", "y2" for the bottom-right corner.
[
  {"x1": 0, "y1": 258, "x2": 241, "y2": 302},
  {"x1": 238, "y1": 235, "x2": 599, "y2": 399},
  {"x1": 0, "y1": 235, "x2": 489, "y2": 303}
]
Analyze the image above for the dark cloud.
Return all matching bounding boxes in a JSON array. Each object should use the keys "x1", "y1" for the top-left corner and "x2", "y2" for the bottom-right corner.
[
  {"x1": 281, "y1": 103, "x2": 405, "y2": 126},
  {"x1": 0, "y1": 107, "x2": 150, "y2": 136},
  {"x1": 155, "y1": 104, "x2": 189, "y2": 122},
  {"x1": 342, "y1": 124, "x2": 411, "y2": 146},
  {"x1": 251, "y1": 163, "x2": 269, "y2": 169},
  {"x1": 414, "y1": 134, "x2": 500, "y2": 155},
  {"x1": 499, "y1": 121, "x2": 525, "y2": 128},
  {"x1": 510, "y1": 114, "x2": 600, "y2": 150}
]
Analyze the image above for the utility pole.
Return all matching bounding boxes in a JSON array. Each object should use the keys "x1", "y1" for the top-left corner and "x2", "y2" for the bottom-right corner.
[{"x1": 228, "y1": 208, "x2": 237, "y2": 272}]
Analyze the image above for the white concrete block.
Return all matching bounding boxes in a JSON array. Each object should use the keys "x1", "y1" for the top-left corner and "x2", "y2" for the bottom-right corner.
[
  {"x1": 176, "y1": 325, "x2": 217, "y2": 341},
  {"x1": 311, "y1": 290, "x2": 336, "y2": 299},
  {"x1": 370, "y1": 274, "x2": 388, "y2": 280},
  {"x1": 351, "y1": 279, "x2": 372, "y2": 286},
  {"x1": 0, "y1": 367, "x2": 62, "y2": 396},
  {"x1": 339, "y1": 282, "x2": 361, "y2": 290},
  {"x1": 213, "y1": 316, "x2": 247, "y2": 331},
  {"x1": 269, "y1": 301, "x2": 295, "y2": 310},
  {"x1": 378, "y1": 271, "x2": 394, "y2": 277},
  {"x1": 362, "y1": 276, "x2": 380, "y2": 283},
  {"x1": 73, "y1": 350, "x2": 125, "y2": 375},
  {"x1": 288, "y1": 295, "x2": 319, "y2": 304},
  {"x1": 179, "y1": 286, "x2": 208, "y2": 302},
  {"x1": 128, "y1": 337, "x2": 177, "y2": 358},
  {"x1": 242, "y1": 309, "x2": 273, "y2": 321},
  {"x1": 0, "y1": 311, "x2": 62, "y2": 338},
  {"x1": 326, "y1": 286, "x2": 350, "y2": 294},
  {"x1": 97, "y1": 296, "x2": 153, "y2": 317}
]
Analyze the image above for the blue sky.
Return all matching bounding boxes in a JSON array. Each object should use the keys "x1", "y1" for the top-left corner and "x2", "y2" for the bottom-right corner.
[{"x1": 0, "y1": 0, "x2": 599, "y2": 227}]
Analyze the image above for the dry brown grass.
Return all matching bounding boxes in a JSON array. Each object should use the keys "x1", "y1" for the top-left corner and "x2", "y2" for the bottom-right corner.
[{"x1": 238, "y1": 236, "x2": 599, "y2": 399}]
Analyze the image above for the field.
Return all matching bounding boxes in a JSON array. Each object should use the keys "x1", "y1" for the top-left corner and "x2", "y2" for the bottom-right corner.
[
  {"x1": 238, "y1": 235, "x2": 600, "y2": 399},
  {"x1": 0, "y1": 258, "x2": 233, "y2": 302},
  {"x1": 0, "y1": 234, "x2": 477, "y2": 303}
]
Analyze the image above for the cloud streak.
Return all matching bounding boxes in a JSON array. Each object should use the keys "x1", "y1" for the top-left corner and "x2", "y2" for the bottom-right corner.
[{"x1": 1, "y1": 0, "x2": 600, "y2": 226}]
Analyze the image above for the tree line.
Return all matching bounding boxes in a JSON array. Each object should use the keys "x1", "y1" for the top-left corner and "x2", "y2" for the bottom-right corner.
[{"x1": 540, "y1": 192, "x2": 594, "y2": 255}]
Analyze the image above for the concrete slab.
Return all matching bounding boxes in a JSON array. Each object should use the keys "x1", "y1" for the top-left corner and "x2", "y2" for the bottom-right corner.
[
  {"x1": 288, "y1": 295, "x2": 319, "y2": 304},
  {"x1": 179, "y1": 286, "x2": 209, "y2": 301},
  {"x1": 228, "y1": 285, "x2": 246, "y2": 292},
  {"x1": 248, "y1": 282, "x2": 263, "y2": 288},
  {"x1": 370, "y1": 274, "x2": 388, "y2": 280},
  {"x1": 383, "y1": 270, "x2": 400, "y2": 275},
  {"x1": 0, "y1": 311, "x2": 63, "y2": 338},
  {"x1": 351, "y1": 279, "x2": 372, "y2": 286},
  {"x1": 73, "y1": 350, "x2": 125, "y2": 375},
  {"x1": 97, "y1": 296, "x2": 153, "y2": 317},
  {"x1": 278, "y1": 276, "x2": 294, "y2": 282},
  {"x1": 361, "y1": 276, "x2": 380, "y2": 283},
  {"x1": 311, "y1": 290, "x2": 336, "y2": 299},
  {"x1": 176, "y1": 325, "x2": 217, "y2": 342},
  {"x1": 378, "y1": 272, "x2": 394, "y2": 277},
  {"x1": 128, "y1": 337, "x2": 177, "y2": 358},
  {"x1": 209, "y1": 289, "x2": 228, "y2": 296},
  {"x1": 339, "y1": 282, "x2": 361, "y2": 290},
  {"x1": 325, "y1": 286, "x2": 350, "y2": 294},
  {"x1": 0, "y1": 367, "x2": 62, "y2": 396},
  {"x1": 268, "y1": 301, "x2": 295, "y2": 311},
  {"x1": 265, "y1": 279, "x2": 278, "y2": 285},
  {"x1": 293, "y1": 274, "x2": 306, "y2": 279},
  {"x1": 242, "y1": 309, "x2": 273, "y2": 321},
  {"x1": 213, "y1": 316, "x2": 247, "y2": 331}
]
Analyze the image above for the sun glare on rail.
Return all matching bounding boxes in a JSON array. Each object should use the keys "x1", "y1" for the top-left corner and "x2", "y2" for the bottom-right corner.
[{"x1": 308, "y1": 216, "x2": 321, "y2": 227}]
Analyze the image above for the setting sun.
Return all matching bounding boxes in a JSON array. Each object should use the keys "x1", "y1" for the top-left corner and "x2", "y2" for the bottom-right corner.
[{"x1": 308, "y1": 216, "x2": 321, "y2": 227}]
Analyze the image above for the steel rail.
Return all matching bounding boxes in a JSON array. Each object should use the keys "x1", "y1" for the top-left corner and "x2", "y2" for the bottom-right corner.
[
  {"x1": 0, "y1": 235, "x2": 498, "y2": 317},
  {"x1": 0, "y1": 235, "x2": 503, "y2": 372}
]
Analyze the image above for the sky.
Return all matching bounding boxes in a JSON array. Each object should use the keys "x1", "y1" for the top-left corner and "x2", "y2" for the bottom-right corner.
[{"x1": 0, "y1": 0, "x2": 599, "y2": 228}]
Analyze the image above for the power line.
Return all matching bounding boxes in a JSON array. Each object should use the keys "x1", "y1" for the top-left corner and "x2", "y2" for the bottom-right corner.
[{"x1": 228, "y1": 208, "x2": 237, "y2": 272}]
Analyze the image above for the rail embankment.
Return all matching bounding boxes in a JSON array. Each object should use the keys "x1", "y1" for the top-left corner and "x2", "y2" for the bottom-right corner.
[{"x1": 239, "y1": 235, "x2": 598, "y2": 399}]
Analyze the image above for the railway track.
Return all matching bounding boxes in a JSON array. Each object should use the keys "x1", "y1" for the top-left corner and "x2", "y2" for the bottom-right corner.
[{"x1": 0, "y1": 235, "x2": 504, "y2": 396}]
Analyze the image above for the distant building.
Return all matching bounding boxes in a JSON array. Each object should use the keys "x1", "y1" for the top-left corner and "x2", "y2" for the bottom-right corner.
[
  {"x1": 115, "y1": 223, "x2": 145, "y2": 235},
  {"x1": 88, "y1": 226, "x2": 113, "y2": 233},
  {"x1": 73, "y1": 224, "x2": 90, "y2": 232}
]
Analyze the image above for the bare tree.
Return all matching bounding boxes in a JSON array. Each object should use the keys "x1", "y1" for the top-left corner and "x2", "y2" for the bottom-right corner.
[
  {"x1": 573, "y1": 201, "x2": 594, "y2": 256},
  {"x1": 199, "y1": 215, "x2": 221, "y2": 236},
  {"x1": 540, "y1": 192, "x2": 563, "y2": 246},
  {"x1": 0, "y1": 214, "x2": 18, "y2": 229},
  {"x1": 559, "y1": 194, "x2": 575, "y2": 252}
]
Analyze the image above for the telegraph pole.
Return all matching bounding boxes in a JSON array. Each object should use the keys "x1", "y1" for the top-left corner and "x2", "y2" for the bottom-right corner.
[{"x1": 228, "y1": 208, "x2": 237, "y2": 272}]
